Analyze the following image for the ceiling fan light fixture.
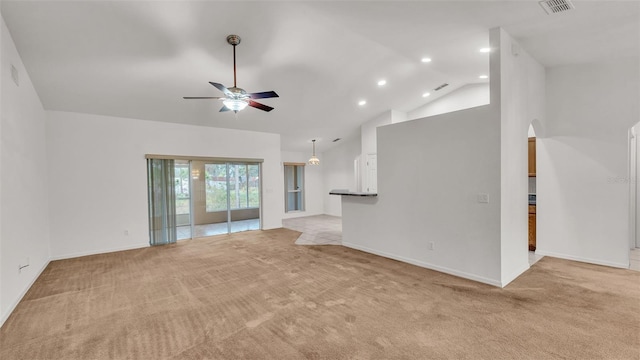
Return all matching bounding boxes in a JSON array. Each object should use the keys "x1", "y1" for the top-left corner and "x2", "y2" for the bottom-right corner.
[
  {"x1": 309, "y1": 139, "x2": 320, "y2": 165},
  {"x1": 183, "y1": 34, "x2": 278, "y2": 113},
  {"x1": 223, "y1": 98, "x2": 249, "y2": 111}
]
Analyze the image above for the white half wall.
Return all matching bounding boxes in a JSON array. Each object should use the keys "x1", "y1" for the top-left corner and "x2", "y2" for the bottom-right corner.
[
  {"x1": 323, "y1": 135, "x2": 361, "y2": 217},
  {"x1": 407, "y1": 83, "x2": 490, "y2": 121},
  {"x1": 537, "y1": 59, "x2": 640, "y2": 268},
  {"x1": 1, "y1": 16, "x2": 51, "y2": 326},
  {"x1": 281, "y1": 150, "x2": 324, "y2": 219},
  {"x1": 341, "y1": 105, "x2": 503, "y2": 286},
  {"x1": 46, "y1": 111, "x2": 283, "y2": 260}
]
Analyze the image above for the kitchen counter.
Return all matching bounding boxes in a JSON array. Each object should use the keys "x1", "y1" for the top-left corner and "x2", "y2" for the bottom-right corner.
[{"x1": 329, "y1": 189, "x2": 378, "y2": 197}]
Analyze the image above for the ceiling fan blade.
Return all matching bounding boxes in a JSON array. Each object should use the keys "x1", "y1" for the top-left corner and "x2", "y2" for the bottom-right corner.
[
  {"x1": 209, "y1": 82, "x2": 233, "y2": 97},
  {"x1": 248, "y1": 91, "x2": 279, "y2": 99},
  {"x1": 248, "y1": 100, "x2": 274, "y2": 112},
  {"x1": 183, "y1": 97, "x2": 224, "y2": 99},
  {"x1": 219, "y1": 105, "x2": 232, "y2": 112}
]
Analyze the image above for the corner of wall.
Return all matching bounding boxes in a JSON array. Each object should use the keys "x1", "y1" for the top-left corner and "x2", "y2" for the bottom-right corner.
[
  {"x1": 0, "y1": 15, "x2": 52, "y2": 327},
  {"x1": 492, "y1": 27, "x2": 543, "y2": 285}
]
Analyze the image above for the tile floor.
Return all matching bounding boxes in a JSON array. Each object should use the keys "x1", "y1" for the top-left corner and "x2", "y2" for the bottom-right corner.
[
  {"x1": 282, "y1": 215, "x2": 342, "y2": 245},
  {"x1": 177, "y1": 219, "x2": 260, "y2": 240}
]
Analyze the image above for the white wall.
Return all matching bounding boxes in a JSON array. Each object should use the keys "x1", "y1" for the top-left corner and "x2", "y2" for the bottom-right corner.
[
  {"x1": 390, "y1": 110, "x2": 407, "y2": 124},
  {"x1": 0, "y1": 17, "x2": 51, "y2": 326},
  {"x1": 46, "y1": 111, "x2": 283, "y2": 260},
  {"x1": 322, "y1": 135, "x2": 361, "y2": 217},
  {"x1": 635, "y1": 123, "x2": 640, "y2": 248},
  {"x1": 493, "y1": 28, "x2": 545, "y2": 284},
  {"x1": 407, "y1": 83, "x2": 489, "y2": 121},
  {"x1": 281, "y1": 150, "x2": 324, "y2": 219},
  {"x1": 537, "y1": 59, "x2": 640, "y2": 268},
  {"x1": 361, "y1": 111, "x2": 393, "y2": 159},
  {"x1": 341, "y1": 105, "x2": 503, "y2": 285},
  {"x1": 360, "y1": 111, "x2": 394, "y2": 192},
  {"x1": 337, "y1": 28, "x2": 545, "y2": 287}
]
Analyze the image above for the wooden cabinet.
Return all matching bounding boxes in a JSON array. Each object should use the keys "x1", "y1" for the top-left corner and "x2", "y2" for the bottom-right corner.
[
  {"x1": 528, "y1": 205, "x2": 536, "y2": 251},
  {"x1": 528, "y1": 137, "x2": 536, "y2": 177}
]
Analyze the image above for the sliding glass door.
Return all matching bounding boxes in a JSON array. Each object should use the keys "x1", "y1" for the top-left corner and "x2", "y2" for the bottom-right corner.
[
  {"x1": 148, "y1": 156, "x2": 262, "y2": 244},
  {"x1": 175, "y1": 160, "x2": 192, "y2": 240},
  {"x1": 226, "y1": 163, "x2": 261, "y2": 233},
  {"x1": 199, "y1": 162, "x2": 260, "y2": 235}
]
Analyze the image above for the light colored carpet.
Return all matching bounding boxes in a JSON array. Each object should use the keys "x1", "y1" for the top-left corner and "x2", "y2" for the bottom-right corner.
[{"x1": 1, "y1": 228, "x2": 639, "y2": 359}]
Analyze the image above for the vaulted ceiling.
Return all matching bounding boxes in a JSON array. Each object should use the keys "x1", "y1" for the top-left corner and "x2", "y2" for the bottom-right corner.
[{"x1": 2, "y1": 1, "x2": 638, "y2": 152}]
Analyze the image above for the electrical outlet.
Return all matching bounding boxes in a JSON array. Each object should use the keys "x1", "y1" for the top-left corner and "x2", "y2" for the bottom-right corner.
[
  {"x1": 477, "y1": 193, "x2": 489, "y2": 203},
  {"x1": 428, "y1": 242, "x2": 435, "y2": 250},
  {"x1": 124, "y1": 230, "x2": 129, "y2": 236}
]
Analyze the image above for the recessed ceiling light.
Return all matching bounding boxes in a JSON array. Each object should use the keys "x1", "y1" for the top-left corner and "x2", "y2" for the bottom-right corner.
[
  {"x1": 377, "y1": 80, "x2": 387, "y2": 86},
  {"x1": 421, "y1": 57, "x2": 432, "y2": 63},
  {"x1": 479, "y1": 47, "x2": 491, "y2": 53},
  {"x1": 479, "y1": 75, "x2": 489, "y2": 79},
  {"x1": 422, "y1": 92, "x2": 431, "y2": 98},
  {"x1": 358, "y1": 100, "x2": 367, "y2": 106}
]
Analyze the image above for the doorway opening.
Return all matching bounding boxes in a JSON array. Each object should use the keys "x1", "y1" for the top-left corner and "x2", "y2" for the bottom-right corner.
[{"x1": 528, "y1": 122, "x2": 543, "y2": 266}]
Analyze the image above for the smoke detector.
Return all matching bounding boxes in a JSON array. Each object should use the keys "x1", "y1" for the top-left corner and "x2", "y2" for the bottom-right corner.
[{"x1": 539, "y1": 0, "x2": 575, "y2": 14}]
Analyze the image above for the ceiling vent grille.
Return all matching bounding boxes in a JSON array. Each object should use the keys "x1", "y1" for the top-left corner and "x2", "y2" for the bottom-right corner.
[
  {"x1": 434, "y1": 83, "x2": 449, "y2": 91},
  {"x1": 539, "y1": 0, "x2": 575, "y2": 14}
]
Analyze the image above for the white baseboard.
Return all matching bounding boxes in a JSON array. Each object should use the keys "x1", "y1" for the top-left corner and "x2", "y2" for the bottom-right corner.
[
  {"x1": 342, "y1": 242, "x2": 503, "y2": 287},
  {"x1": 535, "y1": 249, "x2": 629, "y2": 269},
  {"x1": 51, "y1": 243, "x2": 149, "y2": 261},
  {"x1": 0, "y1": 259, "x2": 50, "y2": 328}
]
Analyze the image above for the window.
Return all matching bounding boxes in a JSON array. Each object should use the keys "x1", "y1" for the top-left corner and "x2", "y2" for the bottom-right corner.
[
  {"x1": 247, "y1": 164, "x2": 260, "y2": 208},
  {"x1": 205, "y1": 163, "x2": 260, "y2": 212},
  {"x1": 205, "y1": 164, "x2": 228, "y2": 212},
  {"x1": 284, "y1": 163, "x2": 305, "y2": 212}
]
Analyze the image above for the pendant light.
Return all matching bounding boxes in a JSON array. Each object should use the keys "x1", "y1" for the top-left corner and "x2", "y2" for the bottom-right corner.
[{"x1": 308, "y1": 139, "x2": 320, "y2": 165}]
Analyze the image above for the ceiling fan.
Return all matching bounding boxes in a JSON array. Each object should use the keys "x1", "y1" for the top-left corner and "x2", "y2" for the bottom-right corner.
[{"x1": 183, "y1": 34, "x2": 279, "y2": 113}]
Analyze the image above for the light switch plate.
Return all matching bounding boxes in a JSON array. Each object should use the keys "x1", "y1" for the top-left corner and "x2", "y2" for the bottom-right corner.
[{"x1": 477, "y1": 193, "x2": 489, "y2": 203}]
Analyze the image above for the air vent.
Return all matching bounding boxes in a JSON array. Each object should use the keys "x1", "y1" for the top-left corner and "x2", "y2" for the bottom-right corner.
[
  {"x1": 10, "y1": 64, "x2": 19, "y2": 86},
  {"x1": 332, "y1": 138, "x2": 341, "y2": 143},
  {"x1": 539, "y1": 0, "x2": 575, "y2": 14},
  {"x1": 434, "y1": 83, "x2": 449, "y2": 91}
]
